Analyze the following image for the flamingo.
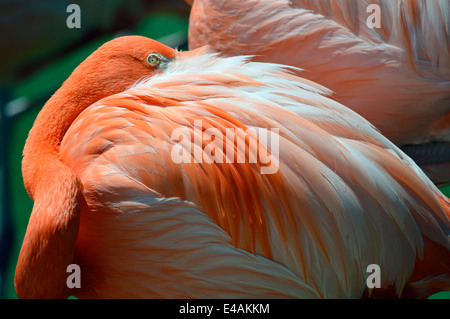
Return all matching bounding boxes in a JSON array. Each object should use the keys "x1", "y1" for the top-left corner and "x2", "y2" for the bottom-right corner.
[
  {"x1": 16, "y1": 36, "x2": 450, "y2": 299},
  {"x1": 187, "y1": 0, "x2": 450, "y2": 184}
]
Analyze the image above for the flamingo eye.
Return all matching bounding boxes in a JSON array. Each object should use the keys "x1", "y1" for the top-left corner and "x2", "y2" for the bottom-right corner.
[{"x1": 146, "y1": 54, "x2": 161, "y2": 66}]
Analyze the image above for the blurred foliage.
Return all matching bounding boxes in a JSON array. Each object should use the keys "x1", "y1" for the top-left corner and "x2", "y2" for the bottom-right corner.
[{"x1": 0, "y1": 0, "x2": 189, "y2": 84}]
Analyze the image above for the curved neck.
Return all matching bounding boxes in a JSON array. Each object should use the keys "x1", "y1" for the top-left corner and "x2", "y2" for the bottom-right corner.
[
  {"x1": 17, "y1": 76, "x2": 98, "y2": 298},
  {"x1": 22, "y1": 75, "x2": 102, "y2": 196},
  {"x1": 29, "y1": 78, "x2": 94, "y2": 146}
]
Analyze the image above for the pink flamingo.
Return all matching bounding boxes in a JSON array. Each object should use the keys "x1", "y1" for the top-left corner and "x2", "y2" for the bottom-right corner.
[
  {"x1": 188, "y1": 0, "x2": 450, "y2": 183},
  {"x1": 16, "y1": 36, "x2": 449, "y2": 298}
]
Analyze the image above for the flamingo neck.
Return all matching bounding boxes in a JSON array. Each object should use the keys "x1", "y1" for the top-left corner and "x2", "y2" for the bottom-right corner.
[
  {"x1": 22, "y1": 76, "x2": 103, "y2": 196},
  {"x1": 16, "y1": 76, "x2": 101, "y2": 298}
]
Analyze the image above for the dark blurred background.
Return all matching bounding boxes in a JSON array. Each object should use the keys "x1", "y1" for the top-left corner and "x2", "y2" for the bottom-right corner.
[
  {"x1": 1, "y1": 0, "x2": 449, "y2": 300},
  {"x1": 0, "y1": 0, "x2": 190, "y2": 299}
]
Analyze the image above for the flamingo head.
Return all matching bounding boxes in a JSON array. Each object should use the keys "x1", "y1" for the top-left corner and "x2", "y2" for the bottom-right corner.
[{"x1": 64, "y1": 36, "x2": 178, "y2": 110}]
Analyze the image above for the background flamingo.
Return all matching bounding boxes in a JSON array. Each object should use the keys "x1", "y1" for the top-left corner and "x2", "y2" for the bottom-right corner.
[
  {"x1": 188, "y1": 0, "x2": 450, "y2": 184},
  {"x1": 15, "y1": 36, "x2": 450, "y2": 299}
]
